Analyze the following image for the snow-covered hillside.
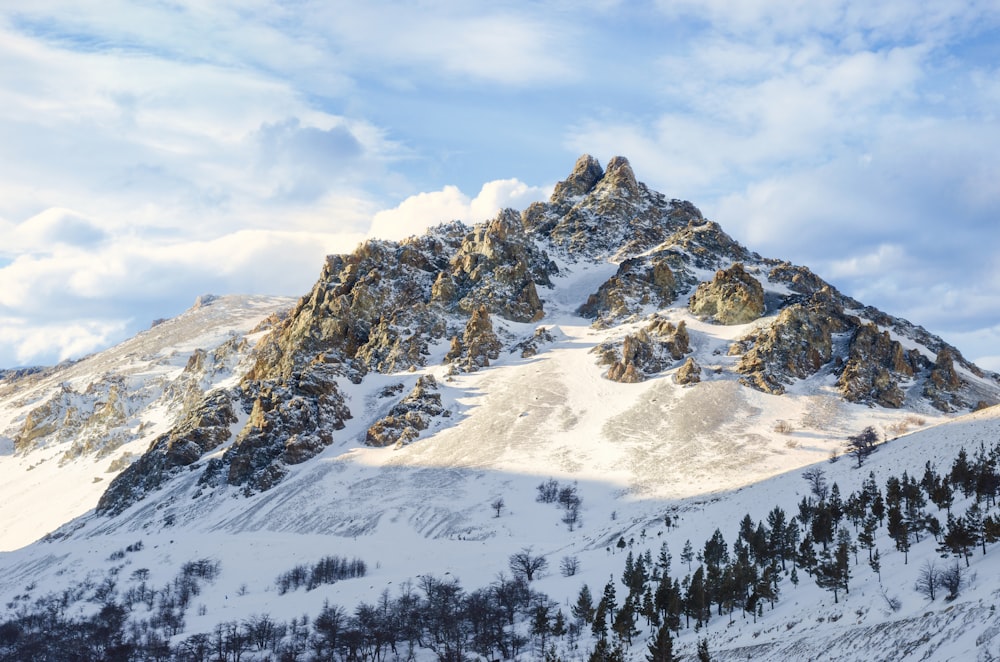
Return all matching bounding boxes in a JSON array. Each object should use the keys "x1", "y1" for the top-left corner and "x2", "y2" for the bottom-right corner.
[
  {"x1": 0, "y1": 294, "x2": 293, "y2": 550},
  {"x1": 0, "y1": 156, "x2": 999, "y2": 661}
]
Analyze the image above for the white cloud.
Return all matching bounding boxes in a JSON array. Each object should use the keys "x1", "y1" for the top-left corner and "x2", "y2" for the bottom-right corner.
[
  {"x1": 369, "y1": 179, "x2": 551, "y2": 241},
  {"x1": 0, "y1": 317, "x2": 129, "y2": 366},
  {"x1": 826, "y1": 244, "x2": 908, "y2": 280}
]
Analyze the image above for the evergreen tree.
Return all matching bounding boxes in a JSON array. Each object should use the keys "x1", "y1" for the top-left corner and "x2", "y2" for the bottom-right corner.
[
  {"x1": 681, "y1": 540, "x2": 694, "y2": 572},
  {"x1": 951, "y1": 447, "x2": 974, "y2": 497},
  {"x1": 869, "y1": 548, "x2": 881, "y2": 581},
  {"x1": 887, "y1": 502, "x2": 910, "y2": 564},
  {"x1": 573, "y1": 585, "x2": 595, "y2": 625},
  {"x1": 656, "y1": 542, "x2": 672, "y2": 577},
  {"x1": 645, "y1": 621, "x2": 674, "y2": 662},
  {"x1": 612, "y1": 597, "x2": 638, "y2": 645},
  {"x1": 685, "y1": 567, "x2": 709, "y2": 628},
  {"x1": 766, "y1": 507, "x2": 788, "y2": 569},
  {"x1": 941, "y1": 512, "x2": 976, "y2": 566},
  {"x1": 697, "y1": 637, "x2": 711, "y2": 661}
]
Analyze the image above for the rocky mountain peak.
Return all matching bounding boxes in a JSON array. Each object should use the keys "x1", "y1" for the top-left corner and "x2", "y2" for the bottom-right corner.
[
  {"x1": 599, "y1": 155, "x2": 640, "y2": 198},
  {"x1": 90, "y1": 154, "x2": 1000, "y2": 516},
  {"x1": 551, "y1": 153, "x2": 604, "y2": 201}
]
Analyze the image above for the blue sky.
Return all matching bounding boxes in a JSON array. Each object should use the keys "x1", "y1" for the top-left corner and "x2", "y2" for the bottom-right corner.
[{"x1": 1, "y1": 1, "x2": 998, "y2": 371}]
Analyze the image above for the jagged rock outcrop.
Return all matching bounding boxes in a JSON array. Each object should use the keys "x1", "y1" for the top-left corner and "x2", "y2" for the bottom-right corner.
[
  {"x1": 661, "y1": 219, "x2": 754, "y2": 269},
  {"x1": 597, "y1": 318, "x2": 691, "y2": 383},
  {"x1": 578, "y1": 251, "x2": 693, "y2": 325},
  {"x1": 97, "y1": 389, "x2": 237, "y2": 515},
  {"x1": 223, "y1": 362, "x2": 351, "y2": 493},
  {"x1": 923, "y1": 348, "x2": 966, "y2": 411},
  {"x1": 768, "y1": 262, "x2": 831, "y2": 296},
  {"x1": 440, "y1": 208, "x2": 555, "y2": 322},
  {"x1": 837, "y1": 323, "x2": 919, "y2": 408},
  {"x1": 444, "y1": 306, "x2": 503, "y2": 372},
  {"x1": 689, "y1": 263, "x2": 766, "y2": 325},
  {"x1": 365, "y1": 375, "x2": 448, "y2": 447},
  {"x1": 675, "y1": 357, "x2": 702, "y2": 385},
  {"x1": 736, "y1": 293, "x2": 853, "y2": 394},
  {"x1": 522, "y1": 155, "x2": 703, "y2": 260}
]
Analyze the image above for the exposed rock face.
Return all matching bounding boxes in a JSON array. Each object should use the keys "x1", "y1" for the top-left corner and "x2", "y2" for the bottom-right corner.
[
  {"x1": 923, "y1": 348, "x2": 965, "y2": 412},
  {"x1": 836, "y1": 323, "x2": 918, "y2": 408},
  {"x1": 597, "y1": 318, "x2": 691, "y2": 383},
  {"x1": 675, "y1": 357, "x2": 702, "y2": 385},
  {"x1": 366, "y1": 375, "x2": 448, "y2": 447},
  {"x1": 660, "y1": 220, "x2": 753, "y2": 269},
  {"x1": 736, "y1": 294, "x2": 852, "y2": 394},
  {"x1": 97, "y1": 389, "x2": 237, "y2": 515},
  {"x1": 689, "y1": 263, "x2": 766, "y2": 325},
  {"x1": 578, "y1": 251, "x2": 693, "y2": 325},
  {"x1": 444, "y1": 306, "x2": 503, "y2": 372},
  {"x1": 225, "y1": 363, "x2": 351, "y2": 492},
  {"x1": 551, "y1": 154, "x2": 604, "y2": 201}
]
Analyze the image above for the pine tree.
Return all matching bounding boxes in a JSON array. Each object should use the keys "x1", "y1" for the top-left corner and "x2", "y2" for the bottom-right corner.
[
  {"x1": 645, "y1": 621, "x2": 674, "y2": 662},
  {"x1": 697, "y1": 637, "x2": 711, "y2": 661},
  {"x1": 573, "y1": 585, "x2": 595, "y2": 625},
  {"x1": 656, "y1": 542, "x2": 672, "y2": 577},
  {"x1": 612, "y1": 597, "x2": 638, "y2": 645},
  {"x1": 681, "y1": 540, "x2": 694, "y2": 571}
]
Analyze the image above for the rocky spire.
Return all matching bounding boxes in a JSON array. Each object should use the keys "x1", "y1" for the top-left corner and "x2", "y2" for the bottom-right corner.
[{"x1": 551, "y1": 154, "x2": 604, "y2": 201}]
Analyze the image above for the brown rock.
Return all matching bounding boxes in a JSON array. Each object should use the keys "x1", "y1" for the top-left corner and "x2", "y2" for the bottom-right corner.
[
  {"x1": 689, "y1": 262, "x2": 765, "y2": 325},
  {"x1": 675, "y1": 357, "x2": 702, "y2": 385}
]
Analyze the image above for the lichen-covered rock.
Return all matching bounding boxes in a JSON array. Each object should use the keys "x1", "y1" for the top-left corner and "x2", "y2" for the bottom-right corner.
[
  {"x1": 689, "y1": 263, "x2": 765, "y2": 325},
  {"x1": 366, "y1": 375, "x2": 448, "y2": 447},
  {"x1": 675, "y1": 357, "x2": 702, "y2": 385},
  {"x1": 578, "y1": 251, "x2": 693, "y2": 325},
  {"x1": 737, "y1": 297, "x2": 852, "y2": 394},
  {"x1": 444, "y1": 306, "x2": 503, "y2": 372},
  {"x1": 97, "y1": 389, "x2": 237, "y2": 515},
  {"x1": 837, "y1": 323, "x2": 918, "y2": 408}
]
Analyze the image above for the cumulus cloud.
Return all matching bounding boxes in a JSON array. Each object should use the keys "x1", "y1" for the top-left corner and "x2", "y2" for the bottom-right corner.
[{"x1": 368, "y1": 179, "x2": 551, "y2": 241}]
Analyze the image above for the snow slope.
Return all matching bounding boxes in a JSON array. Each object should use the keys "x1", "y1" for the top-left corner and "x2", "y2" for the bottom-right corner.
[{"x1": 0, "y1": 294, "x2": 293, "y2": 550}]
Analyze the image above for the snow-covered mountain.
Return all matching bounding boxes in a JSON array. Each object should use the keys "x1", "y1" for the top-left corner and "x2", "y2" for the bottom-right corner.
[{"x1": 1, "y1": 156, "x2": 999, "y2": 661}]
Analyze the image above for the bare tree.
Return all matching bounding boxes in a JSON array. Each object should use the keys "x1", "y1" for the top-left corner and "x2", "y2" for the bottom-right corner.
[
  {"x1": 940, "y1": 561, "x2": 964, "y2": 601},
  {"x1": 846, "y1": 426, "x2": 879, "y2": 468},
  {"x1": 491, "y1": 498, "x2": 505, "y2": 518},
  {"x1": 559, "y1": 556, "x2": 580, "y2": 577},
  {"x1": 914, "y1": 560, "x2": 939, "y2": 601},
  {"x1": 509, "y1": 547, "x2": 549, "y2": 582},
  {"x1": 802, "y1": 467, "x2": 829, "y2": 501}
]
